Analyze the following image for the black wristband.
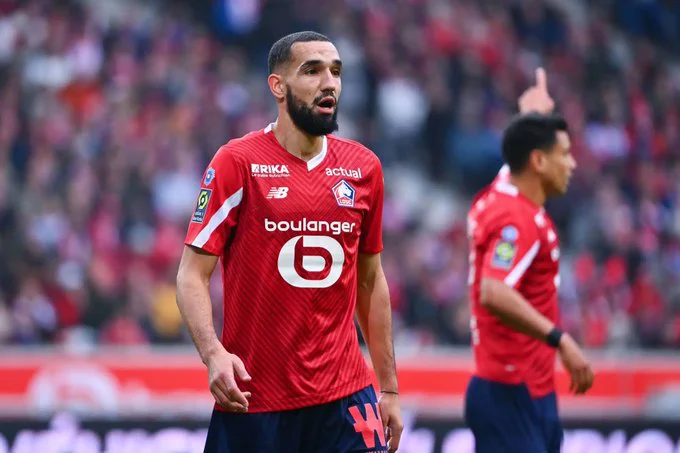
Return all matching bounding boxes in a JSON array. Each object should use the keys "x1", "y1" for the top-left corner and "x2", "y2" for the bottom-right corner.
[{"x1": 546, "y1": 327, "x2": 563, "y2": 348}]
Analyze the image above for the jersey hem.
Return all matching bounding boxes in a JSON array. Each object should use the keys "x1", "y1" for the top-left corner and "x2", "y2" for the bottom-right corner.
[
  {"x1": 184, "y1": 239, "x2": 220, "y2": 256},
  {"x1": 213, "y1": 375, "x2": 374, "y2": 413},
  {"x1": 473, "y1": 371, "x2": 555, "y2": 398}
]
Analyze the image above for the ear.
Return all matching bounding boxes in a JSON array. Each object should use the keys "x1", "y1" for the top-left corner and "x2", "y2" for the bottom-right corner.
[
  {"x1": 268, "y1": 73, "x2": 286, "y2": 102},
  {"x1": 529, "y1": 149, "x2": 547, "y2": 172}
]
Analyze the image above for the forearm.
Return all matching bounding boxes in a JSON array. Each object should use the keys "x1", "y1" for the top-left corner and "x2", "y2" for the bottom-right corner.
[
  {"x1": 480, "y1": 278, "x2": 554, "y2": 341},
  {"x1": 356, "y1": 272, "x2": 398, "y2": 392},
  {"x1": 176, "y1": 270, "x2": 222, "y2": 364}
]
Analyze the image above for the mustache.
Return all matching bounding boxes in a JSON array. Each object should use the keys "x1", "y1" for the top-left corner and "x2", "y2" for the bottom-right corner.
[{"x1": 313, "y1": 92, "x2": 337, "y2": 104}]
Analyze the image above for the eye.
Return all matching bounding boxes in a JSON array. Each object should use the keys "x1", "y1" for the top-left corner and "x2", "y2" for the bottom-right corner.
[
  {"x1": 305, "y1": 68, "x2": 318, "y2": 75},
  {"x1": 331, "y1": 68, "x2": 342, "y2": 77}
]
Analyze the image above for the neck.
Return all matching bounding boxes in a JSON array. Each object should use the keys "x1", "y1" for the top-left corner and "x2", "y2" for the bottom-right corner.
[
  {"x1": 272, "y1": 114, "x2": 325, "y2": 161},
  {"x1": 509, "y1": 173, "x2": 547, "y2": 207}
]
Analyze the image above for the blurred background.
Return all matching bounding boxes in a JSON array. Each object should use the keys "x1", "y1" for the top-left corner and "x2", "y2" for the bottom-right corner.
[{"x1": 1, "y1": 0, "x2": 680, "y2": 451}]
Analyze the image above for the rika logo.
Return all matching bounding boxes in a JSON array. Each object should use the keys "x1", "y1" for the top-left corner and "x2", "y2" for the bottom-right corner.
[
  {"x1": 325, "y1": 166, "x2": 362, "y2": 179},
  {"x1": 266, "y1": 187, "x2": 289, "y2": 199},
  {"x1": 332, "y1": 180, "x2": 355, "y2": 208},
  {"x1": 251, "y1": 163, "x2": 290, "y2": 178}
]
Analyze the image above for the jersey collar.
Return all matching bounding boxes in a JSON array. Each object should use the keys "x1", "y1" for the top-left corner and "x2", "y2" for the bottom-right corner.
[{"x1": 264, "y1": 122, "x2": 328, "y2": 172}]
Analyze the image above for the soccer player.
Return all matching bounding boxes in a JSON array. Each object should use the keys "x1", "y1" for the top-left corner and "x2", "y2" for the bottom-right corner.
[
  {"x1": 175, "y1": 31, "x2": 402, "y2": 453},
  {"x1": 465, "y1": 72, "x2": 594, "y2": 453}
]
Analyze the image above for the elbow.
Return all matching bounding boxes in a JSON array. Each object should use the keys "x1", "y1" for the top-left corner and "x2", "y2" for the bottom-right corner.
[
  {"x1": 479, "y1": 278, "x2": 499, "y2": 310},
  {"x1": 175, "y1": 245, "x2": 217, "y2": 294},
  {"x1": 357, "y1": 278, "x2": 373, "y2": 293},
  {"x1": 176, "y1": 261, "x2": 187, "y2": 289},
  {"x1": 357, "y1": 269, "x2": 380, "y2": 294},
  {"x1": 176, "y1": 261, "x2": 198, "y2": 293},
  {"x1": 175, "y1": 269, "x2": 187, "y2": 302},
  {"x1": 176, "y1": 263, "x2": 211, "y2": 292}
]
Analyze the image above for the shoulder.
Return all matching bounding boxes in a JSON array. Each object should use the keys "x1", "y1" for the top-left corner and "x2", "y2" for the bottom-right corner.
[
  {"x1": 327, "y1": 135, "x2": 383, "y2": 184},
  {"x1": 328, "y1": 135, "x2": 381, "y2": 166},
  {"x1": 476, "y1": 192, "x2": 537, "y2": 233}
]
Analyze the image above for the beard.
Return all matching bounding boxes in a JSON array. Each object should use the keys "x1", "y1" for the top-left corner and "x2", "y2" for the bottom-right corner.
[{"x1": 286, "y1": 88, "x2": 339, "y2": 136}]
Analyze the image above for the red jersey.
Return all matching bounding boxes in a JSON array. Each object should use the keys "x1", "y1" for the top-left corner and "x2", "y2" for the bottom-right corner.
[
  {"x1": 184, "y1": 124, "x2": 383, "y2": 412},
  {"x1": 467, "y1": 171, "x2": 561, "y2": 398}
]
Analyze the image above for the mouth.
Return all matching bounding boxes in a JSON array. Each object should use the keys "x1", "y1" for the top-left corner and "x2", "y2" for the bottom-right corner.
[{"x1": 315, "y1": 96, "x2": 336, "y2": 115}]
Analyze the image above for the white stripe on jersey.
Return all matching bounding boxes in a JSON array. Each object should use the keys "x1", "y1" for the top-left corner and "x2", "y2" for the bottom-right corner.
[
  {"x1": 306, "y1": 135, "x2": 328, "y2": 171},
  {"x1": 191, "y1": 188, "x2": 244, "y2": 248},
  {"x1": 504, "y1": 240, "x2": 540, "y2": 287}
]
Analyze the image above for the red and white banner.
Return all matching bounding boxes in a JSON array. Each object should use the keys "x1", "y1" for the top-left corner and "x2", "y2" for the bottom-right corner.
[{"x1": 1, "y1": 349, "x2": 679, "y2": 417}]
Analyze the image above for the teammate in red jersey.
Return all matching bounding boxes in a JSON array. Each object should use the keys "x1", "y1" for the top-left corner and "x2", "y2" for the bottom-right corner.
[
  {"x1": 464, "y1": 71, "x2": 594, "y2": 453},
  {"x1": 175, "y1": 31, "x2": 402, "y2": 453}
]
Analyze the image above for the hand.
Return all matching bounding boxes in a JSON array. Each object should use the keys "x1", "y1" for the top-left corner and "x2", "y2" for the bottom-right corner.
[
  {"x1": 518, "y1": 67, "x2": 555, "y2": 114},
  {"x1": 378, "y1": 392, "x2": 403, "y2": 453},
  {"x1": 205, "y1": 346, "x2": 252, "y2": 412},
  {"x1": 557, "y1": 333, "x2": 594, "y2": 395}
]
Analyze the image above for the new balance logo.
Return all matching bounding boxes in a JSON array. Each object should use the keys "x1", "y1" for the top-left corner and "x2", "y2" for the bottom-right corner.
[
  {"x1": 266, "y1": 187, "x2": 289, "y2": 199},
  {"x1": 251, "y1": 163, "x2": 290, "y2": 178}
]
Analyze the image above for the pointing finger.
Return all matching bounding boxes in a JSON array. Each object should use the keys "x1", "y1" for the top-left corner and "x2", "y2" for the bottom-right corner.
[{"x1": 535, "y1": 67, "x2": 547, "y2": 91}]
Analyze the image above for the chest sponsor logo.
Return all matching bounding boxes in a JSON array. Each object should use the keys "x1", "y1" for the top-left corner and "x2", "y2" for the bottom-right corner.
[
  {"x1": 332, "y1": 180, "x2": 356, "y2": 208},
  {"x1": 264, "y1": 218, "x2": 356, "y2": 235},
  {"x1": 251, "y1": 163, "x2": 290, "y2": 177},
  {"x1": 266, "y1": 187, "x2": 289, "y2": 199},
  {"x1": 325, "y1": 167, "x2": 362, "y2": 179}
]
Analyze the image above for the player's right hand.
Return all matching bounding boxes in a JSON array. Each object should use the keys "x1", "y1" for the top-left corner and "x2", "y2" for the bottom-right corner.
[
  {"x1": 206, "y1": 347, "x2": 252, "y2": 412},
  {"x1": 518, "y1": 67, "x2": 555, "y2": 114},
  {"x1": 557, "y1": 333, "x2": 594, "y2": 395}
]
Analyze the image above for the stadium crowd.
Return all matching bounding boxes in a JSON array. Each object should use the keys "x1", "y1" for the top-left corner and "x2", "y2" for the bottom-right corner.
[{"x1": 0, "y1": 0, "x2": 679, "y2": 350}]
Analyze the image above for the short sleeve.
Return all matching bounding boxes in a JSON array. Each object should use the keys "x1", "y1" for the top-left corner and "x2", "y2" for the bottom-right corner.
[
  {"x1": 359, "y1": 160, "x2": 384, "y2": 254},
  {"x1": 481, "y1": 215, "x2": 540, "y2": 289},
  {"x1": 184, "y1": 147, "x2": 245, "y2": 255}
]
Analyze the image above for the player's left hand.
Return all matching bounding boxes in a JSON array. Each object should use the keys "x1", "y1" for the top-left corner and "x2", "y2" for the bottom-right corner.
[{"x1": 378, "y1": 392, "x2": 403, "y2": 452}]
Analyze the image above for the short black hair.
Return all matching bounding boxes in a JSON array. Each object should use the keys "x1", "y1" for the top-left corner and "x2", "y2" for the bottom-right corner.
[
  {"x1": 501, "y1": 112, "x2": 569, "y2": 174},
  {"x1": 267, "y1": 31, "x2": 331, "y2": 74}
]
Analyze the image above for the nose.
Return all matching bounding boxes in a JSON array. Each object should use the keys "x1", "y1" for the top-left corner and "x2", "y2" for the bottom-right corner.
[
  {"x1": 320, "y1": 68, "x2": 338, "y2": 93},
  {"x1": 569, "y1": 154, "x2": 577, "y2": 170}
]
